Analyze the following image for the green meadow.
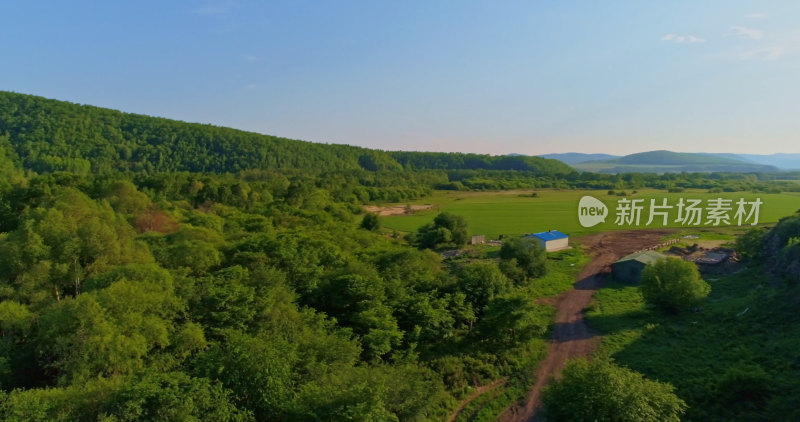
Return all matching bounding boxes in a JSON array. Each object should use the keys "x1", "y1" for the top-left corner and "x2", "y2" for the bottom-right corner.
[
  {"x1": 380, "y1": 189, "x2": 800, "y2": 238},
  {"x1": 585, "y1": 266, "x2": 800, "y2": 421}
]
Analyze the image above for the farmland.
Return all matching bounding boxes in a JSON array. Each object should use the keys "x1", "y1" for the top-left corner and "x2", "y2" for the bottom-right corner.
[{"x1": 379, "y1": 189, "x2": 800, "y2": 237}]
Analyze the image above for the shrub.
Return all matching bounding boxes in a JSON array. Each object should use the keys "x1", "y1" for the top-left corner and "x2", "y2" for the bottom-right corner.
[
  {"x1": 359, "y1": 213, "x2": 380, "y2": 231},
  {"x1": 541, "y1": 359, "x2": 686, "y2": 422},
  {"x1": 499, "y1": 237, "x2": 546, "y2": 282},
  {"x1": 735, "y1": 227, "x2": 765, "y2": 261},
  {"x1": 640, "y1": 257, "x2": 710, "y2": 313}
]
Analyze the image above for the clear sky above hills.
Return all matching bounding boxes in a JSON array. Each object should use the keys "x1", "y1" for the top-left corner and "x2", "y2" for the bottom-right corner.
[{"x1": 2, "y1": 1, "x2": 798, "y2": 155}]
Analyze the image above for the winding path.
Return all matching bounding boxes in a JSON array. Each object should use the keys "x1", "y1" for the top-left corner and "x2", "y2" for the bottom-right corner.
[
  {"x1": 497, "y1": 229, "x2": 674, "y2": 422},
  {"x1": 445, "y1": 377, "x2": 508, "y2": 422}
]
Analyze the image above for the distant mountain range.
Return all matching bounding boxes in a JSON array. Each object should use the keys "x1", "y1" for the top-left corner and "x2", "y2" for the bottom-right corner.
[
  {"x1": 734, "y1": 153, "x2": 800, "y2": 170},
  {"x1": 536, "y1": 153, "x2": 619, "y2": 164},
  {"x1": 537, "y1": 150, "x2": 800, "y2": 173}
]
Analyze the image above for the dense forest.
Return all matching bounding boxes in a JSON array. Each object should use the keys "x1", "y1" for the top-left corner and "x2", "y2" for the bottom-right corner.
[
  {"x1": 0, "y1": 92, "x2": 576, "y2": 420},
  {"x1": 0, "y1": 166, "x2": 572, "y2": 420}
]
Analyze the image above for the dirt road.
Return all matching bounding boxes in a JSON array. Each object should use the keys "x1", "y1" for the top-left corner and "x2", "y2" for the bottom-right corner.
[{"x1": 498, "y1": 229, "x2": 674, "y2": 422}]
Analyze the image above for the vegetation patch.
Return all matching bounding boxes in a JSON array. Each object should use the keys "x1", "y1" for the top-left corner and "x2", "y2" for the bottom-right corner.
[{"x1": 586, "y1": 260, "x2": 800, "y2": 420}]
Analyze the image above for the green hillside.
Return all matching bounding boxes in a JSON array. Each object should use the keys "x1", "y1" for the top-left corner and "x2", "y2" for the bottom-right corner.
[{"x1": 0, "y1": 91, "x2": 572, "y2": 176}]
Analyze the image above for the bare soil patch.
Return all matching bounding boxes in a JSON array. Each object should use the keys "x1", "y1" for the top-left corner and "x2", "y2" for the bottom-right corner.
[{"x1": 363, "y1": 204, "x2": 433, "y2": 216}]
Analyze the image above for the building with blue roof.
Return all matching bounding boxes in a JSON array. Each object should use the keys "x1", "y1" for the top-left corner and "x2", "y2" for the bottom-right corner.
[{"x1": 525, "y1": 230, "x2": 569, "y2": 252}]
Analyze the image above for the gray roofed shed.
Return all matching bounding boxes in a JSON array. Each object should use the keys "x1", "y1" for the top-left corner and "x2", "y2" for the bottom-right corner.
[{"x1": 611, "y1": 251, "x2": 666, "y2": 283}]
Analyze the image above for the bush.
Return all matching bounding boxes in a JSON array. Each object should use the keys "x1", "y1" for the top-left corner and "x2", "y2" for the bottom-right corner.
[
  {"x1": 499, "y1": 237, "x2": 546, "y2": 282},
  {"x1": 640, "y1": 257, "x2": 710, "y2": 313},
  {"x1": 736, "y1": 227, "x2": 765, "y2": 261},
  {"x1": 541, "y1": 359, "x2": 686, "y2": 422},
  {"x1": 415, "y1": 212, "x2": 469, "y2": 249},
  {"x1": 359, "y1": 213, "x2": 381, "y2": 231}
]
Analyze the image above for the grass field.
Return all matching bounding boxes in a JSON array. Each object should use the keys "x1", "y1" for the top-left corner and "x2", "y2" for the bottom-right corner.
[
  {"x1": 379, "y1": 189, "x2": 800, "y2": 238},
  {"x1": 585, "y1": 266, "x2": 800, "y2": 421}
]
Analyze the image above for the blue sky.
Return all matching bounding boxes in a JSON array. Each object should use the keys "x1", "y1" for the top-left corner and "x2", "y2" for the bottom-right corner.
[{"x1": 2, "y1": 1, "x2": 799, "y2": 155}]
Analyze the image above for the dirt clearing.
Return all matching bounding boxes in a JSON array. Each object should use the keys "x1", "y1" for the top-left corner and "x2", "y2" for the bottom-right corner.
[{"x1": 363, "y1": 204, "x2": 433, "y2": 216}]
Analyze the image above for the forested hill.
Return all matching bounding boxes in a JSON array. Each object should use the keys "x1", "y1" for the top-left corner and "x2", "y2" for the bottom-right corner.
[{"x1": 0, "y1": 91, "x2": 572, "y2": 175}]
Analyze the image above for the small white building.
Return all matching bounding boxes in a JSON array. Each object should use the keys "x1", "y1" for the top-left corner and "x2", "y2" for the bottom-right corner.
[{"x1": 526, "y1": 230, "x2": 569, "y2": 252}]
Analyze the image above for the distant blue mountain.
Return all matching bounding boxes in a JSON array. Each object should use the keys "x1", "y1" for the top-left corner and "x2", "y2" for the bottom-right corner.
[
  {"x1": 699, "y1": 153, "x2": 800, "y2": 170},
  {"x1": 571, "y1": 150, "x2": 778, "y2": 173},
  {"x1": 537, "y1": 153, "x2": 620, "y2": 165},
  {"x1": 536, "y1": 151, "x2": 798, "y2": 172},
  {"x1": 698, "y1": 153, "x2": 758, "y2": 163},
  {"x1": 735, "y1": 154, "x2": 800, "y2": 170}
]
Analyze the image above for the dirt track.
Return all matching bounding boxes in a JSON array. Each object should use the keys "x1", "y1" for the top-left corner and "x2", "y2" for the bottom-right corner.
[
  {"x1": 498, "y1": 229, "x2": 674, "y2": 422},
  {"x1": 446, "y1": 378, "x2": 508, "y2": 422}
]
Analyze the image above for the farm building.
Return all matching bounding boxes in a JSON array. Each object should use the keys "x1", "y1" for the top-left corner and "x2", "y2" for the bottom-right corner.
[
  {"x1": 471, "y1": 235, "x2": 486, "y2": 245},
  {"x1": 526, "y1": 230, "x2": 569, "y2": 252},
  {"x1": 612, "y1": 251, "x2": 666, "y2": 283}
]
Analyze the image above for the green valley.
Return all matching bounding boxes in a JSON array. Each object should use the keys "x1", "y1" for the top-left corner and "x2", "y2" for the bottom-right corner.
[{"x1": 0, "y1": 91, "x2": 798, "y2": 422}]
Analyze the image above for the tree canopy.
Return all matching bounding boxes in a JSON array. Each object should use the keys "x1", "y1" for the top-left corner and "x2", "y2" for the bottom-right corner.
[
  {"x1": 0, "y1": 164, "x2": 550, "y2": 420},
  {"x1": 0, "y1": 91, "x2": 573, "y2": 176},
  {"x1": 414, "y1": 212, "x2": 470, "y2": 249}
]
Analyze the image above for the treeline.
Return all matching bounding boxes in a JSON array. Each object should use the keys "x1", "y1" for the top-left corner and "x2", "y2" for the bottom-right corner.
[
  {"x1": 0, "y1": 91, "x2": 572, "y2": 176},
  {"x1": 433, "y1": 169, "x2": 800, "y2": 193},
  {"x1": 0, "y1": 165, "x2": 557, "y2": 420},
  {"x1": 388, "y1": 151, "x2": 574, "y2": 174}
]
